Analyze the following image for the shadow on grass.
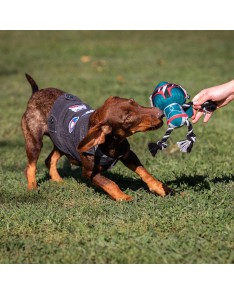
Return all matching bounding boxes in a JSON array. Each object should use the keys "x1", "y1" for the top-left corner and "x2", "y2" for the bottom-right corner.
[
  {"x1": 38, "y1": 159, "x2": 148, "y2": 195},
  {"x1": 40, "y1": 166, "x2": 227, "y2": 197},
  {"x1": 40, "y1": 160, "x2": 233, "y2": 194},
  {"x1": 211, "y1": 175, "x2": 234, "y2": 183},
  {"x1": 2, "y1": 153, "x2": 234, "y2": 204},
  {"x1": 167, "y1": 173, "x2": 234, "y2": 191}
]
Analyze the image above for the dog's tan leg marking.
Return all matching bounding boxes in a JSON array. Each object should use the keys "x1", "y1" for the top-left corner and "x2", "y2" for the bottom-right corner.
[
  {"x1": 45, "y1": 148, "x2": 63, "y2": 182},
  {"x1": 25, "y1": 162, "x2": 37, "y2": 190},
  {"x1": 121, "y1": 150, "x2": 171, "y2": 197},
  {"x1": 83, "y1": 169, "x2": 133, "y2": 201},
  {"x1": 135, "y1": 166, "x2": 170, "y2": 197},
  {"x1": 93, "y1": 175, "x2": 133, "y2": 201},
  {"x1": 21, "y1": 115, "x2": 44, "y2": 191}
]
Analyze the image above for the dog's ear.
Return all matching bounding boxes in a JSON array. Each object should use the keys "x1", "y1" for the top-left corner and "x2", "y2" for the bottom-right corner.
[{"x1": 77, "y1": 123, "x2": 112, "y2": 153}]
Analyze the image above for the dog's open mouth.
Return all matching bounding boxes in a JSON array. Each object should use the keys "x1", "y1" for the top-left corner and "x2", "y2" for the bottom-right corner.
[{"x1": 150, "y1": 120, "x2": 164, "y2": 130}]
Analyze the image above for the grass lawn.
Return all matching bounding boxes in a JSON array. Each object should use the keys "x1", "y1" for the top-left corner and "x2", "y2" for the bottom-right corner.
[{"x1": 0, "y1": 31, "x2": 233, "y2": 263}]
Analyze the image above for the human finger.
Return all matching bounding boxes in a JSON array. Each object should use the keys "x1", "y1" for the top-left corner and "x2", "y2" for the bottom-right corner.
[
  {"x1": 191, "y1": 108, "x2": 196, "y2": 119},
  {"x1": 192, "y1": 91, "x2": 210, "y2": 106},
  {"x1": 192, "y1": 110, "x2": 204, "y2": 123},
  {"x1": 203, "y1": 112, "x2": 213, "y2": 123}
]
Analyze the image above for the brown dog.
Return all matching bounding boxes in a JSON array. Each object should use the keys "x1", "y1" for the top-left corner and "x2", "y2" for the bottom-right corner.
[{"x1": 21, "y1": 74, "x2": 171, "y2": 201}]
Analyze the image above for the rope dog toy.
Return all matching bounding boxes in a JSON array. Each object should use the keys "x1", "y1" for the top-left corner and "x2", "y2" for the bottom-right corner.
[{"x1": 148, "y1": 82, "x2": 217, "y2": 157}]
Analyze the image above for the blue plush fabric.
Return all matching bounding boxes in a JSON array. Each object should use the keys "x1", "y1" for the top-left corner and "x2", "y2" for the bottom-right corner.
[{"x1": 150, "y1": 81, "x2": 193, "y2": 128}]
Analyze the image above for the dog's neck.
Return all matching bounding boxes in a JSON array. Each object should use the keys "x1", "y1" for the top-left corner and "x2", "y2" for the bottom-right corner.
[
  {"x1": 90, "y1": 109, "x2": 125, "y2": 139},
  {"x1": 89, "y1": 109, "x2": 128, "y2": 158}
]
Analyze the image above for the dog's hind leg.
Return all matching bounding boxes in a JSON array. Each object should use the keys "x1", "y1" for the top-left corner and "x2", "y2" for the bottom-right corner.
[
  {"x1": 21, "y1": 115, "x2": 44, "y2": 190},
  {"x1": 45, "y1": 147, "x2": 63, "y2": 182}
]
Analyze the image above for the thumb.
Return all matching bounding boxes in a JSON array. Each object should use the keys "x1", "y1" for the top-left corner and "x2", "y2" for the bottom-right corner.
[{"x1": 192, "y1": 91, "x2": 208, "y2": 106}]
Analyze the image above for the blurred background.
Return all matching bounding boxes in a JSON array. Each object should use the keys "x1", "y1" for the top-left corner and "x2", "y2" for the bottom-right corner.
[{"x1": 0, "y1": 31, "x2": 233, "y2": 264}]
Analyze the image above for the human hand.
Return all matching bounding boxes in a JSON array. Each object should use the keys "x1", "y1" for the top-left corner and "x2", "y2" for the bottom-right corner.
[{"x1": 192, "y1": 80, "x2": 234, "y2": 123}]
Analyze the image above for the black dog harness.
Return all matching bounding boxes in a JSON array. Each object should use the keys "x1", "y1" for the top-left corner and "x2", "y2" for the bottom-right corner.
[{"x1": 48, "y1": 93, "x2": 127, "y2": 168}]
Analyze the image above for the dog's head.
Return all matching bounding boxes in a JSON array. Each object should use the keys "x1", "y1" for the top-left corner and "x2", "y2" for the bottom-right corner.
[{"x1": 77, "y1": 96, "x2": 164, "y2": 153}]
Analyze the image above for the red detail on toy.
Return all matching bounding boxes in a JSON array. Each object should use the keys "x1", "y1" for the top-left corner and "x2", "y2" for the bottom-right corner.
[
  {"x1": 167, "y1": 113, "x2": 188, "y2": 125},
  {"x1": 152, "y1": 85, "x2": 168, "y2": 99},
  {"x1": 152, "y1": 83, "x2": 188, "y2": 100}
]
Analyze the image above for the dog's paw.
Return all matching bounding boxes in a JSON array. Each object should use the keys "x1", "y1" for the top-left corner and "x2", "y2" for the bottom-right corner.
[
  {"x1": 149, "y1": 183, "x2": 172, "y2": 197},
  {"x1": 50, "y1": 177, "x2": 63, "y2": 183},
  {"x1": 114, "y1": 194, "x2": 133, "y2": 202},
  {"x1": 27, "y1": 182, "x2": 38, "y2": 191}
]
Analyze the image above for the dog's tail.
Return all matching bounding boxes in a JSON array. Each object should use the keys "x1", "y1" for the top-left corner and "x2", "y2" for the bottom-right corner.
[{"x1": 25, "y1": 73, "x2": 39, "y2": 93}]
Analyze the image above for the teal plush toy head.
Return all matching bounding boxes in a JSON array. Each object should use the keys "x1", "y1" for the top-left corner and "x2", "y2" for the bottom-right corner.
[
  {"x1": 150, "y1": 82, "x2": 193, "y2": 128},
  {"x1": 148, "y1": 82, "x2": 196, "y2": 156}
]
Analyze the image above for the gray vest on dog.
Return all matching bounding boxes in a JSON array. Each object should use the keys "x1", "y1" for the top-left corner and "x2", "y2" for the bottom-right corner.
[{"x1": 48, "y1": 93, "x2": 127, "y2": 168}]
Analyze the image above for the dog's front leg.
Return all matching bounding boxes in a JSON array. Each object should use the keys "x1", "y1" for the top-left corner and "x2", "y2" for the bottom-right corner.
[
  {"x1": 82, "y1": 168, "x2": 133, "y2": 201},
  {"x1": 121, "y1": 150, "x2": 171, "y2": 197}
]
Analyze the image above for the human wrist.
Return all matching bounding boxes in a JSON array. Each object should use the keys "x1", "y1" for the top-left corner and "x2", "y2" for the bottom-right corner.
[
  {"x1": 219, "y1": 80, "x2": 234, "y2": 98},
  {"x1": 231, "y1": 79, "x2": 234, "y2": 89},
  {"x1": 227, "y1": 80, "x2": 234, "y2": 93}
]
